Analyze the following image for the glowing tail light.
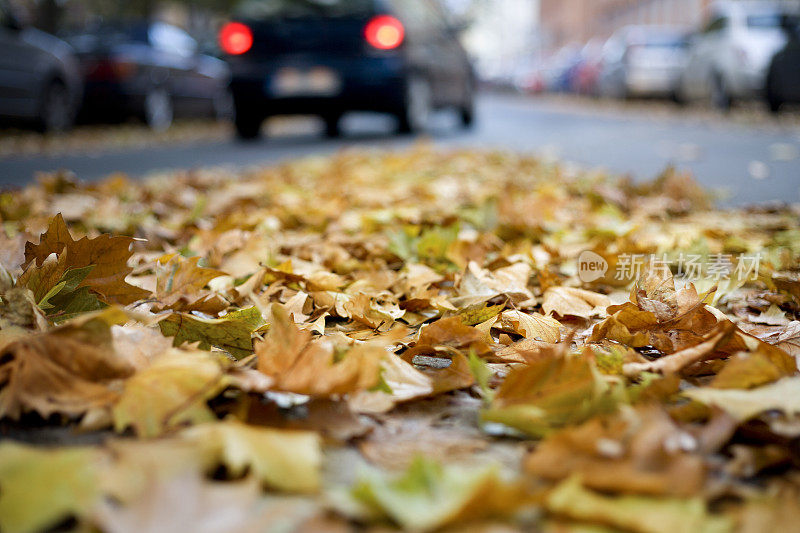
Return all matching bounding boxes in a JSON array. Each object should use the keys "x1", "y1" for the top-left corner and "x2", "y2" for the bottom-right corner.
[
  {"x1": 219, "y1": 22, "x2": 253, "y2": 55},
  {"x1": 364, "y1": 15, "x2": 405, "y2": 50}
]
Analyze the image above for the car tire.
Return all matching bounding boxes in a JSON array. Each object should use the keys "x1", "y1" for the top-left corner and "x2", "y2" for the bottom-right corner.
[
  {"x1": 234, "y1": 112, "x2": 263, "y2": 140},
  {"x1": 458, "y1": 80, "x2": 475, "y2": 129},
  {"x1": 37, "y1": 80, "x2": 74, "y2": 134},
  {"x1": 396, "y1": 76, "x2": 432, "y2": 134},
  {"x1": 766, "y1": 68, "x2": 782, "y2": 114},
  {"x1": 323, "y1": 114, "x2": 342, "y2": 138},
  {"x1": 144, "y1": 87, "x2": 173, "y2": 131},
  {"x1": 710, "y1": 73, "x2": 732, "y2": 111}
]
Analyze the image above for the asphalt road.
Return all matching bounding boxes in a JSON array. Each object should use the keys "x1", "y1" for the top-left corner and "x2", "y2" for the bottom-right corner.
[{"x1": 1, "y1": 92, "x2": 799, "y2": 207}]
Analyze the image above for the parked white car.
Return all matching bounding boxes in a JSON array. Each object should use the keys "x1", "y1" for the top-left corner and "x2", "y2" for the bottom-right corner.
[
  {"x1": 677, "y1": 0, "x2": 798, "y2": 109},
  {"x1": 598, "y1": 25, "x2": 689, "y2": 99}
]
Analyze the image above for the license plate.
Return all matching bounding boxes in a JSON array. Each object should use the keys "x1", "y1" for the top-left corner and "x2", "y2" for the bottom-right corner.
[{"x1": 269, "y1": 67, "x2": 341, "y2": 97}]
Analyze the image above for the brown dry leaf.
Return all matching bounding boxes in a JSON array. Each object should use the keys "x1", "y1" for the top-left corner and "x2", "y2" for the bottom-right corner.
[
  {"x1": 154, "y1": 254, "x2": 227, "y2": 312},
  {"x1": 495, "y1": 310, "x2": 561, "y2": 343},
  {"x1": 0, "y1": 308, "x2": 133, "y2": 419},
  {"x1": 590, "y1": 269, "x2": 719, "y2": 353},
  {"x1": 711, "y1": 339, "x2": 797, "y2": 389},
  {"x1": 481, "y1": 352, "x2": 623, "y2": 437},
  {"x1": 525, "y1": 406, "x2": 707, "y2": 497},
  {"x1": 542, "y1": 286, "x2": 610, "y2": 318},
  {"x1": 451, "y1": 261, "x2": 533, "y2": 307},
  {"x1": 23, "y1": 213, "x2": 149, "y2": 305},
  {"x1": 348, "y1": 353, "x2": 435, "y2": 414},
  {"x1": 404, "y1": 316, "x2": 492, "y2": 359},
  {"x1": 256, "y1": 304, "x2": 383, "y2": 396},
  {"x1": 622, "y1": 321, "x2": 738, "y2": 377},
  {"x1": 245, "y1": 398, "x2": 371, "y2": 442}
]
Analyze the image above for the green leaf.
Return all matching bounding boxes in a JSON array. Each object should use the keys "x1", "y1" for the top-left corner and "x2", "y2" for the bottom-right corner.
[
  {"x1": 546, "y1": 476, "x2": 732, "y2": 533},
  {"x1": 468, "y1": 350, "x2": 494, "y2": 402},
  {"x1": 0, "y1": 442, "x2": 103, "y2": 533},
  {"x1": 333, "y1": 457, "x2": 528, "y2": 532},
  {"x1": 158, "y1": 307, "x2": 265, "y2": 359}
]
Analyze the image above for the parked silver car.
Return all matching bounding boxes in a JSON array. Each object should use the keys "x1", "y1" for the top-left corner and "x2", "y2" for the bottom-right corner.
[
  {"x1": 677, "y1": 0, "x2": 798, "y2": 109},
  {"x1": 598, "y1": 25, "x2": 689, "y2": 99}
]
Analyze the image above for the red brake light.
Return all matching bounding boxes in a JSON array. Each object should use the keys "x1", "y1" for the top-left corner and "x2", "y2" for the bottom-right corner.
[
  {"x1": 219, "y1": 22, "x2": 253, "y2": 55},
  {"x1": 365, "y1": 15, "x2": 404, "y2": 50}
]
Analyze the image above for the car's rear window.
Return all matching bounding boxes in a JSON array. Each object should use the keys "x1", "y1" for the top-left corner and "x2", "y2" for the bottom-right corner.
[{"x1": 235, "y1": 0, "x2": 374, "y2": 19}]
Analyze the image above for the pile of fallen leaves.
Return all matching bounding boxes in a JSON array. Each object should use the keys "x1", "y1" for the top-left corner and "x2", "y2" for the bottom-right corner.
[{"x1": 1, "y1": 146, "x2": 799, "y2": 532}]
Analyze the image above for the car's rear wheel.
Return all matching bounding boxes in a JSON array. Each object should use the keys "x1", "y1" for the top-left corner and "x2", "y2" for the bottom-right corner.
[
  {"x1": 144, "y1": 87, "x2": 173, "y2": 131},
  {"x1": 766, "y1": 68, "x2": 783, "y2": 114},
  {"x1": 38, "y1": 80, "x2": 73, "y2": 134},
  {"x1": 234, "y1": 112, "x2": 263, "y2": 140},
  {"x1": 459, "y1": 80, "x2": 475, "y2": 128},
  {"x1": 396, "y1": 76, "x2": 432, "y2": 134}
]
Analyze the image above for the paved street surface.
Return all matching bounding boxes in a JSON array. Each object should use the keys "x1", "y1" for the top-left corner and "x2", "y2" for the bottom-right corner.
[{"x1": 1, "y1": 92, "x2": 798, "y2": 207}]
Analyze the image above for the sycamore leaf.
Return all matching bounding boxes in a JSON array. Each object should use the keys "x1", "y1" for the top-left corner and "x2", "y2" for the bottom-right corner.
[
  {"x1": 184, "y1": 420, "x2": 321, "y2": 493},
  {"x1": 545, "y1": 476, "x2": 732, "y2": 533},
  {"x1": 112, "y1": 350, "x2": 228, "y2": 438},
  {"x1": 158, "y1": 307, "x2": 264, "y2": 359},
  {"x1": 24, "y1": 213, "x2": 150, "y2": 305},
  {"x1": 332, "y1": 457, "x2": 529, "y2": 532},
  {"x1": 0, "y1": 308, "x2": 133, "y2": 419},
  {"x1": 0, "y1": 442, "x2": 104, "y2": 533},
  {"x1": 683, "y1": 376, "x2": 800, "y2": 422},
  {"x1": 256, "y1": 304, "x2": 383, "y2": 396},
  {"x1": 542, "y1": 286, "x2": 610, "y2": 318},
  {"x1": 481, "y1": 354, "x2": 622, "y2": 437}
]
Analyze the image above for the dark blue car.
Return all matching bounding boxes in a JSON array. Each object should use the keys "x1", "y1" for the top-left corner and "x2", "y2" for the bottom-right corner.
[{"x1": 219, "y1": 0, "x2": 475, "y2": 139}]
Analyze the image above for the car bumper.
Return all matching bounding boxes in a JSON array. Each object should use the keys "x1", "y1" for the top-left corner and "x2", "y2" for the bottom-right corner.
[
  {"x1": 229, "y1": 55, "x2": 407, "y2": 115},
  {"x1": 728, "y1": 67, "x2": 768, "y2": 98},
  {"x1": 625, "y1": 68, "x2": 679, "y2": 97}
]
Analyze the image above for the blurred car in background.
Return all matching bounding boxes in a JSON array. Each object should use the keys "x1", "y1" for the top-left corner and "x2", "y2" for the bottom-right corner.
[
  {"x1": 220, "y1": 0, "x2": 475, "y2": 139},
  {"x1": 65, "y1": 21, "x2": 232, "y2": 130},
  {"x1": 0, "y1": 0, "x2": 82, "y2": 132},
  {"x1": 677, "y1": 0, "x2": 798, "y2": 109},
  {"x1": 598, "y1": 25, "x2": 688, "y2": 99},
  {"x1": 765, "y1": 15, "x2": 800, "y2": 112},
  {"x1": 571, "y1": 39, "x2": 605, "y2": 95}
]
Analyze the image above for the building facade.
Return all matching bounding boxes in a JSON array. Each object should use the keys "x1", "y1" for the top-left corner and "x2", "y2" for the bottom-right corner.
[{"x1": 541, "y1": 0, "x2": 713, "y2": 51}]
